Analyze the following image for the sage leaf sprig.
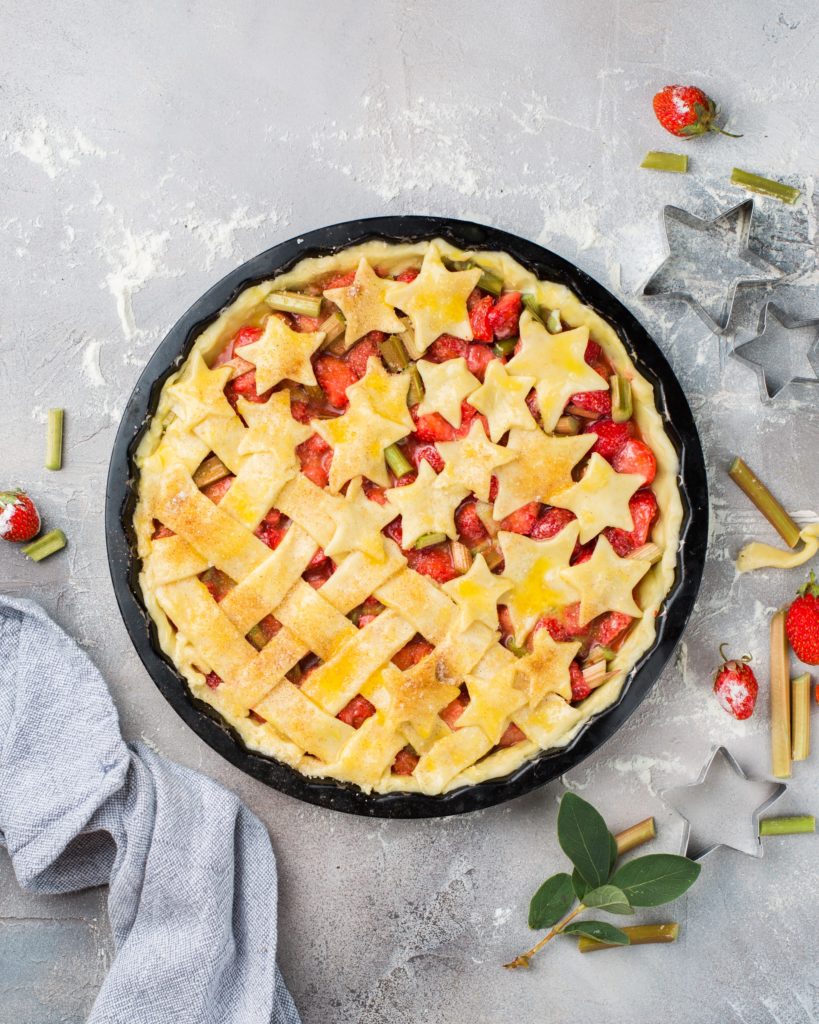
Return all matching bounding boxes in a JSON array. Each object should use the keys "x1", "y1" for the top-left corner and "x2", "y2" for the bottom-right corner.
[{"x1": 504, "y1": 793, "x2": 700, "y2": 968}]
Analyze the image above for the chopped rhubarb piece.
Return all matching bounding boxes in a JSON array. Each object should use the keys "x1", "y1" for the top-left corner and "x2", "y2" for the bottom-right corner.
[
  {"x1": 612, "y1": 438, "x2": 657, "y2": 486},
  {"x1": 392, "y1": 746, "x2": 420, "y2": 774},
  {"x1": 205, "y1": 671, "x2": 222, "y2": 689},
  {"x1": 297, "y1": 433, "x2": 333, "y2": 489},
  {"x1": 337, "y1": 694, "x2": 376, "y2": 729},
  {"x1": 469, "y1": 294, "x2": 495, "y2": 342},
  {"x1": 426, "y1": 333, "x2": 468, "y2": 362},
  {"x1": 344, "y1": 332, "x2": 385, "y2": 378},
  {"x1": 592, "y1": 611, "x2": 633, "y2": 648},
  {"x1": 314, "y1": 354, "x2": 357, "y2": 408},
  {"x1": 455, "y1": 499, "x2": 489, "y2": 547},
  {"x1": 586, "y1": 417, "x2": 635, "y2": 460},
  {"x1": 406, "y1": 544, "x2": 458, "y2": 583},
  {"x1": 411, "y1": 408, "x2": 457, "y2": 442},
  {"x1": 440, "y1": 688, "x2": 470, "y2": 729},
  {"x1": 200, "y1": 475, "x2": 235, "y2": 504},
  {"x1": 200, "y1": 567, "x2": 234, "y2": 602},
  {"x1": 570, "y1": 661, "x2": 592, "y2": 703},
  {"x1": 393, "y1": 635, "x2": 434, "y2": 669},
  {"x1": 404, "y1": 435, "x2": 445, "y2": 473},
  {"x1": 570, "y1": 389, "x2": 612, "y2": 415},
  {"x1": 486, "y1": 291, "x2": 522, "y2": 339},
  {"x1": 500, "y1": 502, "x2": 540, "y2": 536},
  {"x1": 465, "y1": 342, "x2": 496, "y2": 381},
  {"x1": 530, "y1": 507, "x2": 576, "y2": 540},
  {"x1": 394, "y1": 267, "x2": 420, "y2": 283},
  {"x1": 254, "y1": 508, "x2": 289, "y2": 550},
  {"x1": 498, "y1": 722, "x2": 527, "y2": 748},
  {"x1": 605, "y1": 489, "x2": 659, "y2": 556}
]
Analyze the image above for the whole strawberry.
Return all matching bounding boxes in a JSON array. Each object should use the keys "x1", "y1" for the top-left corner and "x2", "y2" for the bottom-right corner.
[
  {"x1": 713, "y1": 646, "x2": 758, "y2": 720},
  {"x1": 0, "y1": 489, "x2": 41, "y2": 542},
  {"x1": 652, "y1": 85, "x2": 741, "y2": 139},
  {"x1": 786, "y1": 572, "x2": 819, "y2": 665}
]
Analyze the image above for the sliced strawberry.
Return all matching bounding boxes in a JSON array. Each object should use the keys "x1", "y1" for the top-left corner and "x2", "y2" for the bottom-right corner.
[
  {"x1": 152, "y1": 523, "x2": 175, "y2": 540},
  {"x1": 392, "y1": 746, "x2": 420, "y2": 774},
  {"x1": 570, "y1": 661, "x2": 591, "y2": 703},
  {"x1": 303, "y1": 561, "x2": 335, "y2": 589},
  {"x1": 498, "y1": 604, "x2": 514, "y2": 642},
  {"x1": 323, "y1": 270, "x2": 356, "y2": 290},
  {"x1": 525, "y1": 390, "x2": 541, "y2": 423},
  {"x1": 469, "y1": 294, "x2": 495, "y2": 342},
  {"x1": 254, "y1": 508, "x2": 289, "y2": 550},
  {"x1": 357, "y1": 613, "x2": 377, "y2": 629},
  {"x1": 584, "y1": 339, "x2": 611, "y2": 378},
  {"x1": 571, "y1": 541, "x2": 595, "y2": 565},
  {"x1": 383, "y1": 518, "x2": 404, "y2": 549},
  {"x1": 586, "y1": 417, "x2": 635, "y2": 461},
  {"x1": 486, "y1": 292, "x2": 522, "y2": 339},
  {"x1": 406, "y1": 545, "x2": 458, "y2": 583},
  {"x1": 440, "y1": 689, "x2": 469, "y2": 729},
  {"x1": 411, "y1": 408, "x2": 456, "y2": 442},
  {"x1": 226, "y1": 370, "x2": 270, "y2": 405},
  {"x1": 308, "y1": 547, "x2": 331, "y2": 570},
  {"x1": 314, "y1": 354, "x2": 357, "y2": 408},
  {"x1": 455, "y1": 500, "x2": 489, "y2": 547},
  {"x1": 530, "y1": 507, "x2": 576, "y2": 540},
  {"x1": 404, "y1": 434, "x2": 444, "y2": 473},
  {"x1": 426, "y1": 334, "x2": 468, "y2": 362},
  {"x1": 488, "y1": 476, "x2": 499, "y2": 502},
  {"x1": 344, "y1": 332, "x2": 384, "y2": 378},
  {"x1": 394, "y1": 268, "x2": 420, "y2": 283},
  {"x1": 297, "y1": 433, "x2": 333, "y2": 489},
  {"x1": 200, "y1": 567, "x2": 234, "y2": 602},
  {"x1": 612, "y1": 439, "x2": 657, "y2": 486},
  {"x1": 535, "y1": 603, "x2": 589, "y2": 643},
  {"x1": 497, "y1": 722, "x2": 526, "y2": 748},
  {"x1": 292, "y1": 314, "x2": 323, "y2": 333},
  {"x1": 234, "y1": 325, "x2": 264, "y2": 349},
  {"x1": 605, "y1": 489, "x2": 659, "y2": 556},
  {"x1": 337, "y1": 694, "x2": 376, "y2": 729},
  {"x1": 592, "y1": 611, "x2": 633, "y2": 648},
  {"x1": 500, "y1": 502, "x2": 540, "y2": 536},
  {"x1": 466, "y1": 342, "x2": 496, "y2": 381},
  {"x1": 570, "y1": 389, "x2": 612, "y2": 415},
  {"x1": 393, "y1": 635, "x2": 434, "y2": 670},
  {"x1": 201, "y1": 475, "x2": 235, "y2": 504},
  {"x1": 363, "y1": 480, "x2": 387, "y2": 505}
]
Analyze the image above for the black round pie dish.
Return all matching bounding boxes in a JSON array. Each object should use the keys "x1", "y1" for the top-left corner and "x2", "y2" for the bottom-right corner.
[{"x1": 105, "y1": 216, "x2": 708, "y2": 818}]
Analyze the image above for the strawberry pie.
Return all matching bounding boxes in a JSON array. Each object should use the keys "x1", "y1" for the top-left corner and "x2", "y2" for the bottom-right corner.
[{"x1": 134, "y1": 240, "x2": 682, "y2": 795}]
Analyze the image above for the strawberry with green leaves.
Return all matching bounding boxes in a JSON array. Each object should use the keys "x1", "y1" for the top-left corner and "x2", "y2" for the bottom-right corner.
[
  {"x1": 786, "y1": 572, "x2": 819, "y2": 666},
  {"x1": 652, "y1": 85, "x2": 741, "y2": 139},
  {"x1": 0, "y1": 490, "x2": 41, "y2": 542}
]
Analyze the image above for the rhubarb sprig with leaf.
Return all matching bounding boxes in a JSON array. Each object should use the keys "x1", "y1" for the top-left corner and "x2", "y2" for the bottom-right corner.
[{"x1": 505, "y1": 793, "x2": 700, "y2": 968}]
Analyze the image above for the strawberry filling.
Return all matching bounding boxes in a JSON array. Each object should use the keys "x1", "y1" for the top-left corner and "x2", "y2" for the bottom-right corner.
[{"x1": 337, "y1": 694, "x2": 376, "y2": 729}]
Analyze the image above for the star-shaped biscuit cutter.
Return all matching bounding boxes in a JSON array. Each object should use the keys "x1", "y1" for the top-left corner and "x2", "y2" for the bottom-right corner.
[
  {"x1": 661, "y1": 746, "x2": 786, "y2": 860},
  {"x1": 730, "y1": 301, "x2": 819, "y2": 401},
  {"x1": 641, "y1": 199, "x2": 785, "y2": 334}
]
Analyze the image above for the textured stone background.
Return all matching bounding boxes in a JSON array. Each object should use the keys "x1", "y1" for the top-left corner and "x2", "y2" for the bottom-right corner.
[{"x1": 2, "y1": 2, "x2": 818, "y2": 1022}]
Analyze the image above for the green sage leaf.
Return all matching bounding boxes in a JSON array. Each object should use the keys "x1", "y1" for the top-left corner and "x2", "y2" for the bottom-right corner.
[
  {"x1": 528, "y1": 872, "x2": 576, "y2": 929},
  {"x1": 571, "y1": 868, "x2": 588, "y2": 901},
  {"x1": 609, "y1": 832, "x2": 618, "y2": 873},
  {"x1": 557, "y1": 792, "x2": 614, "y2": 889},
  {"x1": 562, "y1": 920, "x2": 630, "y2": 945},
  {"x1": 582, "y1": 884, "x2": 634, "y2": 916},
  {"x1": 610, "y1": 854, "x2": 701, "y2": 907}
]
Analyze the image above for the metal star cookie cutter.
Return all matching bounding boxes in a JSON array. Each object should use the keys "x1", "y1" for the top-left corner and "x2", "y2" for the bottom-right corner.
[
  {"x1": 661, "y1": 746, "x2": 786, "y2": 861},
  {"x1": 731, "y1": 301, "x2": 819, "y2": 402},
  {"x1": 641, "y1": 199, "x2": 785, "y2": 334}
]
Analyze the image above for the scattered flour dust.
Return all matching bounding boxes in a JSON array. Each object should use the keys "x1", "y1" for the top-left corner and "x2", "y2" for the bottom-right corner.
[
  {"x1": 183, "y1": 204, "x2": 272, "y2": 270},
  {"x1": 8, "y1": 116, "x2": 106, "y2": 179},
  {"x1": 99, "y1": 218, "x2": 172, "y2": 340},
  {"x1": 81, "y1": 340, "x2": 107, "y2": 388},
  {"x1": 492, "y1": 907, "x2": 512, "y2": 930}
]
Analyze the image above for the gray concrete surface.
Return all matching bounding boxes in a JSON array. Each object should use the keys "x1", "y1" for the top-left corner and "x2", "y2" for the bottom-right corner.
[{"x1": 2, "y1": 2, "x2": 818, "y2": 1021}]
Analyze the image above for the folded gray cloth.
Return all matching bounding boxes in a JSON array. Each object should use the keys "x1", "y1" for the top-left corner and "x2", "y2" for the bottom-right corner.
[{"x1": 0, "y1": 594, "x2": 300, "y2": 1024}]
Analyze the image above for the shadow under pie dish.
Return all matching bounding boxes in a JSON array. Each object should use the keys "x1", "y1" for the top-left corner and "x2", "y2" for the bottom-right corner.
[{"x1": 108, "y1": 217, "x2": 707, "y2": 817}]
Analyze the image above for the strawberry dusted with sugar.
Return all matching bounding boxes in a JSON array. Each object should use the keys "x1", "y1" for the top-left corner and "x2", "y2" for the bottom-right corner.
[
  {"x1": 713, "y1": 647, "x2": 758, "y2": 720},
  {"x1": 0, "y1": 490, "x2": 40, "y2": 542},
  {"x1": 652, "y1": 84, "x2": 741, "y2": 139}
]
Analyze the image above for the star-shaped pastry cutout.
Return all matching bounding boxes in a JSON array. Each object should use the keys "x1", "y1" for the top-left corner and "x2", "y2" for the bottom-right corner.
[
  {"x1": 416, "y1": 357, "x2": 479, "y2": 428},
  {"x1": 385, "y1": 460, "x2": 469, "y2": 548},
  {"x1": 437, "y1": 419, "x2": 517, "y2": 501},
  {"x1": 492, "y1": 428, "x2": 596, "y2": 521},
  {"x1": 550, "y1": 452, "x2": 643, "y2": 543},
  {"x1": 560, "y1": 534, "x2": 651, "y2": 625},
  {"x1": 457, "y1": 666, "x2": 527, "y2": 745},
  {"x1": 345, "y1": 356, "x2": 414, "y2": 432},
  {"x1": 313, "y1": 404, "x2": 408, "y2": 492},
  {"x1": 441, "y1": 554, "x2": 512, "y2": 631},
  {"x1": 731, "y1": 303, "x2": 819, "y2": 401},
  {"x1": 467, "y1": 360, "x2": 536, "y2": 442},
  {"x1": 384, "y1": 243, "x2": 481, "y2": 354},
  {"x1": 506, "y1": 313, "x2": 609, "y2": 432},
  {"x1": 324, "y1": 476, "x2": 398, "y2": 562},
  {"x1": 513, "y1": 628, "x2": 580, "y2": 708},
  {"x1": 323, "y1": 258, "x2": 406, "y2": 349},
  {"x1": 239, "y1": 314, "x2": 325, "y2": 391},
  {"x1": 236, "y1": 392, "x2": 312, "y2": 461},
  {"x1": 499, "y1": 522, "x2": 580, "y2": 642},
  {"x1": 379, "y1": 660, "x2": 460, "y2": 741},
  {"x1": 642, "y1": 200, "x2": 784, "y2": 333},
  {"x1": 166, "y1": 350, "x2": 234, "y2": 428}
]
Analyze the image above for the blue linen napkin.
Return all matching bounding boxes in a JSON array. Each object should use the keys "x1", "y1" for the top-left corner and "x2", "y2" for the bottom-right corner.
[{"x1": 0, "y1": 594, "x2": 300, "y2": 1024}]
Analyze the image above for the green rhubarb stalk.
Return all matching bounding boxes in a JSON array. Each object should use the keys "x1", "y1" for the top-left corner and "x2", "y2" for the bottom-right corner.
[
  {"x1": 320, "y1": 311, "x2": 346, "y2": 346},
  {"x1": 22, "y1": 529, "x2": 66, "y2": 562},
  {"x1": 405, "y1": 365, "x2": 425, "y2": 406},
  {"x1": 414, "y1": 532, "x2": 447, "y2": 549},
  {"x1": 193, "y1": 453, "x2": 230, "y2": 488},
  {"x1": 384, "y1": 443, "x2": 413, "y2": 478},
  {"x1": 791, "y1": 673, "x2": 811, "y2": 762},
  {"x1": 614, "y1": 816, "x2": 656, "y2": 855},
  {"x1": 546, "y1": 309, "x2": 562, "y2": 334},
  {"x1": 610, "y1": 376, "x2": 632, "y2": 423},
  {"x1": 266, "y1": 291, "x2": 323, "y2": 317},
  {"x1": 477, "y1": 267, "x2": 504, "y2": 296},
  {"x1": 728, "y1": 457, "x2": 801, "y2": 548},
  {"x1": 554, "y1": 415, "x2": 580, "y2": 436},
  {"x1": 731, "y1": 168, "x2": 801, "y2": 205},
  {"x1": 522, "y1": 293, "x2": 546, "y2": 326},
  {"x1": 380, "y1": 334, "x2": 410, "y2": 371},
  {"x1": 640, "y1": 151, "x2": 689, "y2": 174},
  {"x1": 759, "y1": 815, "x2": 815, "y2": 836},
  {"x1": 578, "y1": 923, "x2": 679, "y2": 953},
  {"x1": 45, "y1": 408, "x2": 64, "y2": 470},
  {"x1": 493, "y1": 338, "x2": 518, "y2": 357}
]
